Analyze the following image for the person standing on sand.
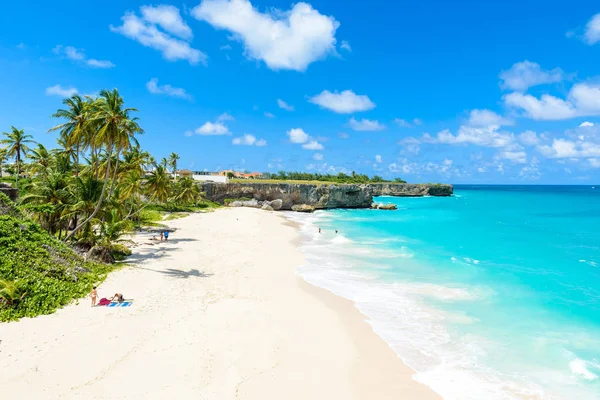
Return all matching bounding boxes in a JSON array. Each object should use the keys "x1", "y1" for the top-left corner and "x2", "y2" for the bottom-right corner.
[
  {"x1": 90, "y1": 286, "x2": 97, "y2": 307},
  {"x1": 164, "y1": 230, "x2": 169, "y2": 241},
  {"x1": 160, "y1": 231, "x2": 164, "y2": 241},
  {"x1": 318, "y1": 228, "x2": 321, "y2": 233}
]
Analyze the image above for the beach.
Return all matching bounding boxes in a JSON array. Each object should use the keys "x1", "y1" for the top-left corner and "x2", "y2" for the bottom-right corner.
[{"x1": 0, "y1": 207, "x2": 439, "y2": 400}]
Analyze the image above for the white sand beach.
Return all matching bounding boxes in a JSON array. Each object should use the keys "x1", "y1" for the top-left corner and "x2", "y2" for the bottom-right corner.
[{"x1": 0, "y1": 208, "x2": 439, "y2": 400}]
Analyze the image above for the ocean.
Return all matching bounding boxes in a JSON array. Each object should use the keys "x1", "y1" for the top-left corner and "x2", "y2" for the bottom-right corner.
[{"x1": 286, "y1": 185, "x2": 600, "y2": 399}]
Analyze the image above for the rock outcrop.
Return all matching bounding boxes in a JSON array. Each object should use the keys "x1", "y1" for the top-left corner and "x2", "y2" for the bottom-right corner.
[
  {"x1": 201, "y1": 182, "x2": 373, "y2": 211},
  {"x1": 0, "y1": 182, "x2": 18, "y2": 202},
  {"x1": 291, "y1": 204, "x2": 316, "y2": 213},
  {"x1": 366, "y1": 183, "x2": 453, "y2": 197},
  {"x1": 372, "y1": 203, "x2": 398, "y2": 210}
]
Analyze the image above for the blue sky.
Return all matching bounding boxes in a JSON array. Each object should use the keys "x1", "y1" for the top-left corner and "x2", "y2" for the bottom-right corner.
[{"x1": 1, "y1": 0, "x2": 600, "y2": 184}]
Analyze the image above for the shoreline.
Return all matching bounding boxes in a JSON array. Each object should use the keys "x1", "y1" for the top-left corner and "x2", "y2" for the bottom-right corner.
[{"x1": 0, "y1": 208, "x2": 439, "y2": 399}]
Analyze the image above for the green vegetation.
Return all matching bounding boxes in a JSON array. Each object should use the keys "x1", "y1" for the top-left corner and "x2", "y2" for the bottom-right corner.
[
  {"x1": 258, "y1": 171, "x2": 406, "y2": 184},
  {"x1": 0, "y1": 193, "x2": 111, "y2": 321},
  {"x1": 0, "y1": 89, "x2": 220, "y2": 320}
]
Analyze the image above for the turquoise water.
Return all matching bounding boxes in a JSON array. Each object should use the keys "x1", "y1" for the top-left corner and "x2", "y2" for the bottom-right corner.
[{"x1": 287, "y1": 185, "x2": 600, "y2": 399}]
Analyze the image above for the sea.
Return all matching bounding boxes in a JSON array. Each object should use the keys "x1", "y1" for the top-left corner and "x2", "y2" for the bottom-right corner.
[{"x1": 285, "y1": 185, "x2": 600, "y2": 400}]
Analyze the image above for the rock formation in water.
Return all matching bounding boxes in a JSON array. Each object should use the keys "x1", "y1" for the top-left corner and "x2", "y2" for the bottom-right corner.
[{"x1": 366, "y1": 183, "x2": 453, "y2": 197}]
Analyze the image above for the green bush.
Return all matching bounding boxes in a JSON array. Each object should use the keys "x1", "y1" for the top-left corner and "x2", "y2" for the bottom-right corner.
[{"x1": 0, "y1": 198, "x2": 112, "y2": 321}]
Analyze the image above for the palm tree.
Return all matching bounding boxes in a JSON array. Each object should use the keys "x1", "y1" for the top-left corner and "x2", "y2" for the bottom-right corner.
[
  {"x1": 0, "y1": 280, "x2": 27, "y2": 307},
  {"x1": 145, "y1": 165, "x2": 171, "y2": 204},
  {"x1": 65, "y1": 89, "x2": 141, "y2": 241},
  {"x1": 169, "y1": 152, "x2": 180, "y2": 180},
  {"x1": 1, "y1": 127, "x2": 35, "y2": 189},
  {"x1": 173, "y1": 177, "x2": 200, "y2": 205},
  {"x1": 49, "y1": 94, "x2": 93, "y2": 177},
  {"x1": 0, "y1": 147, "x2": 7, "y2": 178},
  {"x1": 28, "y1": 143, "x2": 52, "y2": 176}
]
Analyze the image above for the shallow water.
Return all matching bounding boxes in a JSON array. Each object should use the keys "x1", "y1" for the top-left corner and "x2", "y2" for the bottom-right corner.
[{"x1": 286, "y1": 185, "x2": 600, "y2": 399}]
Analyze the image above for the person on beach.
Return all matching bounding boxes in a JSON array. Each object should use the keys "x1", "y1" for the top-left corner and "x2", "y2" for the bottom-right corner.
[
  {"x1": 164, "y1": 230, "x2": 169, "y2": 241},
  {"x1": 335, "y1": 230, "x2": 338, "y2": 234},
  {"x1": 318, "y1": 228, "x2": 321, "y2": 233},
  {"x1": 160, "y1": 231, "x2": 164, "y2": 241},
  {"x1": 91, "y1": 286, "x2": 97, "y2": 307},
  {"x1": 111, "y1": 293, "x2": 125, "y2": 302}
]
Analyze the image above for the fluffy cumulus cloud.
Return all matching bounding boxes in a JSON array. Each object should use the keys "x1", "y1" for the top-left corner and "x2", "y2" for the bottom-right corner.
[
  {"x1": 496, "y1": 150, "x2": 527, "y2": 164},
  {"x1": 53, "y1": 45, "x2": 115, "y2": 68},
  {"x1": 348, "y1": 117, "x2": 385, "y2": 131},
  {"x1": 277, "y1": 99, "x2": 294, "y2": 111},
  {"x1": 45, "y1": 84, "x2": 78, "y2": 97},
  {"x1": 232, "y1": 133, "x2": 267, "y2": 146},
  {"x1": 340, "y1": 40, "x2": 351, "y2": 52},
  {"x1": 111, "y1": 5, "x2": 206, "y2": 65},
  {"x1": 467, "y1": 109, "x2": 512, "y2": 127},
  {"x1": 423, "y1": 125, "x2": 514, "y2": 148},
  {"x1": 146, "y1": 78, "x2": 192, "y2": 100},
  {"x1": 388, "y1": 158, "x2": 462, "y2": 177},
  {"x1": 192, "y1": 0, "x2": 339, "y2": 71},
  {"x1": 302, "y1": 140, "x2": 324, "y2": 150},
  {"x1": 375, "y1": 154, "x2": 383, "y2": 163},
  {"x1": 308, "y1": 90, "x2": 375, "y2": 113},
  {"x1": 580, "y1": 121, "x2": 595, "y2": 127},
  {"x1": 499, "y1": 61, "x2": 564, "y2": 92},
  {"x1": 286, "y1": 128, "x2": 323, "y2": 150},
  {"x1": 189, "y1": 113, "x2": 234, "y2": 135},
  {"x1": 584, "y1": 13, "x2": 600, "y2": 45},
  {"x1": 504, "y1": 83, "x2": 600, "y2": 120},
  {"x1": 536, "y1": 123, "x2": 600, "y2": 161},
  {"x1": 287, "y1": 128, "x2": 309, "y2": 143},
  {"x1": 519, "y1": 130, "x2": 540, "y2": 146}
]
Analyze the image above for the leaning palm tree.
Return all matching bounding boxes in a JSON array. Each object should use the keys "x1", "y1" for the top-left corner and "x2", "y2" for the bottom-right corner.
[
  {"x1": 1, "y1": 127, "x2": 35, "y2": 189},
  {"x1": 65, "y1": 89, "x2": 141, "y2": 241},
  {"x1": 169, "y1": 152, "x2": 180, "y2": 180},
  {"x1": 145, "y1": 165, "x2": 171, "y2": 204}
]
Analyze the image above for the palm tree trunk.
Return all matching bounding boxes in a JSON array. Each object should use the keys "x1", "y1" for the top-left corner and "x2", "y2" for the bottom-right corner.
[
  {"x1": 75, "y1": 142, "x2": 80, "y2": 177},
  {"x1": 15, "y1": 150, "x2": 20, "y2": 190},
  {"x1": 107, "y1": 151, "x2": 121, "y2": 200},
  {"x1": 64, "y1": 150, "x2": 112, "y2": 242}
]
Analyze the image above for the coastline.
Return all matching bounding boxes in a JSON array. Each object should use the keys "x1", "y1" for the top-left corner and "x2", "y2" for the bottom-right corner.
[{"x1": 0, "y1": 208, "x2": 438, "y2": 399}]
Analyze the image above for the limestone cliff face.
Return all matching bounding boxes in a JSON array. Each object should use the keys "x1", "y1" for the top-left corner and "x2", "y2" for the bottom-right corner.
[
  {"x1": 367, "y1": 183, "x2": 453, "y2": 197},
  {"x1": 0, "y1": 182, "x2": 18, "y2": 201},
  {"x1": 200, "y1": 182, "x2": 373, "y2": 210}
]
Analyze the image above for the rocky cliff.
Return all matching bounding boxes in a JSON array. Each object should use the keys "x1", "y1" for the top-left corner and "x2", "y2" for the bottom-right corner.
[
  {"x1": 0, "y1": 182, "x2": 18, "y2": 201},
  {"x1": 367, "y1": 183, "x2": 453, "y2": 197},
  {"x1": 200, "y1": 182, "x2": 453, "y2": 211},
  {"x1": 200, "y1": 182, "x2": 373, "y2": 210}
]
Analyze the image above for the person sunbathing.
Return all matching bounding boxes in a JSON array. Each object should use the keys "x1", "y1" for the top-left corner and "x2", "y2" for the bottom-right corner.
[{"x1": 111, "y1": 293, "x2": 125, "y2": 302}]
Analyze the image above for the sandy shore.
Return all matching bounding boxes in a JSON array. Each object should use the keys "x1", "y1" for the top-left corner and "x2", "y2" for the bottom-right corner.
[{"x1": 0, "y1": 208, "x2": 439, "y2": 399}]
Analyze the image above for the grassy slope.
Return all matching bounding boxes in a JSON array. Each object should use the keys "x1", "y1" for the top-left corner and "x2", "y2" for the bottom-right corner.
[{"x1": 0, "y1": 193, "x2": 112, "y2": 321}]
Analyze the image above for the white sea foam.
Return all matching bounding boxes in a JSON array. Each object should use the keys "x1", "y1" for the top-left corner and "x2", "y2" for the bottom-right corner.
[
  {"x1": 569, "y1": 359, "x2": 598, "y2": 381},
  {"x1": 579, "y1": 259, "x2": 598, "y2": 267}
]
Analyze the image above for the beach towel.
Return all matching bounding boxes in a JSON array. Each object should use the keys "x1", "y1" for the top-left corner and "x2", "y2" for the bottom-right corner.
[
  {"x1": 107, "y1": 301, "x2": 133, "y2": 307},
  {"x1": 97, "y1": 298, "x2": 111, "y2": 306}
]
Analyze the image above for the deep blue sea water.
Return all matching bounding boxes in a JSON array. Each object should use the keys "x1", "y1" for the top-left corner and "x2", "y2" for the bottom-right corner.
[{"x1": 286, "y1": 185, "x2": 600, "y2": 399}]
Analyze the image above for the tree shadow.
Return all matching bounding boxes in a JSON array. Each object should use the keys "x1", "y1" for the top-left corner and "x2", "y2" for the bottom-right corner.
[
  {"x1": 164, "y1": 238, "x2": 198, "y2": 244},
  {"x1": 161, "y1": 268, "x2": 213, "y2": 279}
]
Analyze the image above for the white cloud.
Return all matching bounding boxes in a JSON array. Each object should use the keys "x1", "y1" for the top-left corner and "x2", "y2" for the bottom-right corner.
[
  {"x1": 504, "y1": 83, "x2": 600, "y2": 120},
  {"x1": 217, "y1": 112, "x2": 234, "y2": 122},
  {"x1": 45, "y1": 84, "x2": 78, "y2": 97},
  {"x1": 302, "y1": 140, "x2": 324, "y2": 150},
  {"x1": 375, "y1": 154, "x2": 382, "y2": 163},
  {"x1": 192, "y1": 0, "x2": 339, "y2": 71},
  {"x1": 264, "y1": 112, "x2": 275, "y2": 118},
  {"x1": 313, "y1": 153, "x2": 324, "y2": 160},
  {"x1": 111, "y1": 7, "x2": 206, "y2": 65},
  {"x1": 53, "y1": 45, "x2": 115, "y2": 68},
  {"x1": 425, "y1": 125, "x2": 514, "y2": 148},
  {"x1": 584, "y1": 13, "x2": 600, "y2": 45},
  {"x1": 232, "y1": 133, "x2": 267, "y2": 146},
  {"x1": 477, "y1": 167, "x2": 486, "y2": 173},
  {"x1": 580, "y1": 121, "x2": 595, "y2": 127},
  {"x1": 146, "y1": 78, "x2": 192, "y2": 100},
  {"x1": 538, "y1": 138, "x2": 600, "y2": 159},
  {"x1": 398, "y1": 137, "x2": 421, "y2": 154},
  {"x1": 589, "y1": 158, "x2": 600, "y2": 168},
  {"x1": 308, "y1": 90, "x2": 375, "y2": 113},
  {"x1": 497, "y1": 150, "x2": 527, "y2": 164},
  {"x1": 220, "y1": 44, "x2": 232, "y2": 50},
  {"x1": 277, "y1": 99, "x2": 294, "y2": 111},
  {"x1": 348, "y1": 117, "x2": 385, "y2": 131},
  {"x1": 519, "y1": 130, "x2": 540, "y2": 146},
  {"x1": 394, "y1": 118, "x2": 423, "y2": 128},
  {"x1": 287, "y1": 128, "x2": 309, "y2": 144},
  {"x1": 140, "y1": 4, "x2": 193, "y2": 40},
  {"x1": 193, "y1": 115, "x2": 233, "y2": 135},
  {"x1": 467, "y1": 109, "x2": 512, "y2": 127},
  {"x1": 340, "y1": 40, "x2": 351, "y2": 52},
  {"x1": 499, "y1": 61, "x2": 564, "y2": 92}
]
